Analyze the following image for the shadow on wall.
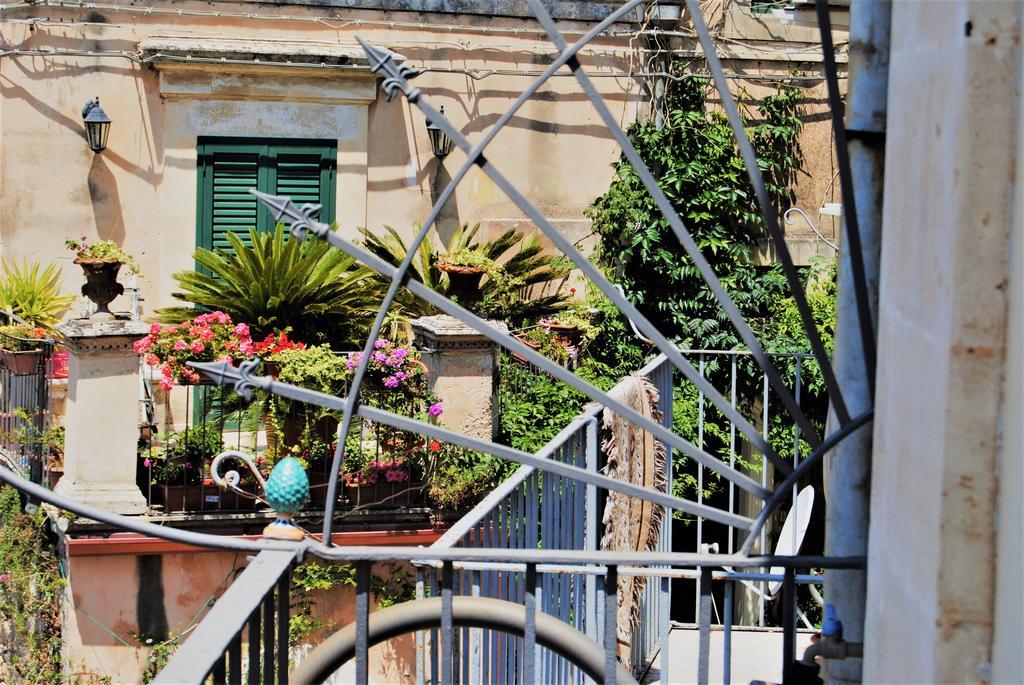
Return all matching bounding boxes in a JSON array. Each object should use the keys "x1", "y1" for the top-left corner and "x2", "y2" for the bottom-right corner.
[
  {"x1": 89, "y1": 154, "x2": 126, "y2": 244},
  {"x1": 430, "y1": 161, "x2": 462, "y2": 244}
]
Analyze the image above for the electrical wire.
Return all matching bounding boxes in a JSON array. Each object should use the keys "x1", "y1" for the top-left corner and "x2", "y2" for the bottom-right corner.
[
  {"x1": 0, "y1": 48, "x2": 842, "y2": 82},
  {"x1": 2, "y1": 0, "x2": 847, "y2": 56}
]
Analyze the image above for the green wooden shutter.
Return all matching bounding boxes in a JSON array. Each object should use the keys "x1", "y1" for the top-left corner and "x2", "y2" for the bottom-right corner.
[{"x1": 196, "y1": 138, "x2": 337, "y2": 259}]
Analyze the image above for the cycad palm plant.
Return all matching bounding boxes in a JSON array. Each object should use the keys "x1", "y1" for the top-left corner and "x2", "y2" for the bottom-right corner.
[
  {"x1": 0, "y1": 259, "x2": 75, "y2": 331},
  {"x1": 360, "y1": 223, "x2": 569, "y2": 325},
  {"x1": 157, "y1": 225, "x2": 376, "y2": 346}
]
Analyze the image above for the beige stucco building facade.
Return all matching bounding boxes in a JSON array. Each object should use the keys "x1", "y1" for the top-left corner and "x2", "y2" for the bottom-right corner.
[{"x1": 0, "y1": 0, "x2": 845, "y2": 324}]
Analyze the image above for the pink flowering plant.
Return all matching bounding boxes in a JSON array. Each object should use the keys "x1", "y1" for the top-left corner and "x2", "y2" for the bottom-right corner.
[
  {"x1": 134, "y1": 312, "x2": 255, "y2": 391},
  {"x1": 344, "y1": 457, "x2": 410, "y2": 486},
  {"x1": 133, "y1": 311, "x2": 304, "y2": 392}
]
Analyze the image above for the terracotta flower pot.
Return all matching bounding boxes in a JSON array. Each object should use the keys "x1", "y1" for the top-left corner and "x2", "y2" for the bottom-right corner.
[
  {"x1": 510, "y1": 334, "x2": 542, "y2": 364},
  {"x1": 438, "y1": 262, "x2": 485, "y2": 305},
  {"x1": 75, "y1": 258, "x2": 123, "y2": 320},
  {"x1": 546, "y1": 323, "x2": 582, "y2": 347},
  {"x1": 0, "y1": 349, "x2": 43, "y2": 375}
]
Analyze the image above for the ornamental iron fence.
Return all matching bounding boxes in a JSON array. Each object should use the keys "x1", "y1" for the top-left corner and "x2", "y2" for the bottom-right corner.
[{"x1": 0, "y1": 0, "x2": 873, "y2": 682}]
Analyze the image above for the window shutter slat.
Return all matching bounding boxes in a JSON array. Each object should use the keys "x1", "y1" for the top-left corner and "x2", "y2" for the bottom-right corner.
[{"x1": 210, "y1": 153, "x2": 259, "y2": 251}]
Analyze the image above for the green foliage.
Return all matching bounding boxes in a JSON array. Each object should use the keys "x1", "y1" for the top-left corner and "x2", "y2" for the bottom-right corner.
[
  {"x1": 157, "y1": 225, "x2": 376, "y2": 346},
  {"x1": 65, "y1": 237, "x2": 141, "y2": 276},
  {"x1": 270, "y1": 344, "x2": 350, "y2": 397},
  {"x1": 0, "y1": 487, "x2": 64, "y2": 683},
  {"x1": 288, "y1": 559, "x2": 415, "y2": 643},
  {"x1": 0, "y1": 259, "x2": 74, "y2": 330},
  {"x1": 150, "y1": 425, "x2": 222, "y2": 484},
  {"x1": 428, "y1": 444, "x2": 511, "y2": 511},
  {"x1": 360, "y1": 223, "x2": 570, "y2": 326},
  {"x1": 499, "y1": 288, "x2": 656, "y2": 453},
  {"x1": 587, "y1": 75, "x2": 802, "y2": 350}
]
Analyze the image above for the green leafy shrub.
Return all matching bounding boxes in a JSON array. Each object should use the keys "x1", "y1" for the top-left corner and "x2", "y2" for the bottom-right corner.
[
  {"x1": 361, "y1": 223, "x2": 570, "y2": 326},
  {"x1": 0, "y1": 487, "x2": 64, "y2": 683}
]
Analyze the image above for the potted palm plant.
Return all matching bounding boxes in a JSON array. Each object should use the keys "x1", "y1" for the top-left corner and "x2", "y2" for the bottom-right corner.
[{"x1": 65, "y1": 237, "x2": 140, "y2": 320}]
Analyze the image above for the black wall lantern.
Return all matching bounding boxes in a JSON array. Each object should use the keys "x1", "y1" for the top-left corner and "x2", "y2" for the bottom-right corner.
[
  {"x1": 425, "y1": 106, "x2": 453, "y2": 159},
  {"x1": 81, "y1": 97, "x2": 111, "y2": 153}
]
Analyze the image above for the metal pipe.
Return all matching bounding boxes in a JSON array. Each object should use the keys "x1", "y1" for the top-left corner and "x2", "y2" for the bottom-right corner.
[
  {"x1": 821, "y1": 2, "x2": 890, "y2": 684},
  {"x1": 801, "y1": 638, "x2": 865, "y2": 666}
]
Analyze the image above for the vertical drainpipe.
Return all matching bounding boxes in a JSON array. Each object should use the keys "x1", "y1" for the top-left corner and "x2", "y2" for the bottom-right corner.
[{"x1": 823, "y1": 2, "x2": 890, "y2": 685}]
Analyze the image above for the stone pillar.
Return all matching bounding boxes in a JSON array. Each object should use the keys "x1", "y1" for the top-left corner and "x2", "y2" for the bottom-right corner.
[
  {"x1": 54, "y1": 318, "x2": 149, "y2": 514},
  {"x1": 411, "y1": 315, "x2": 507, "y2": 441}
]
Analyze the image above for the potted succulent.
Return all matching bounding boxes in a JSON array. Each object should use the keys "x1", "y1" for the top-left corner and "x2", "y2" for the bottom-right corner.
[
  {"x1": 65, "y1": 237, "x2": 141, "y2": 320},
  {"x1": 436, "y1": 249, "x2": 493, "y2": 306},
  {"x1": 0, "y1": 322, "x2": 49, "y2": 374}
]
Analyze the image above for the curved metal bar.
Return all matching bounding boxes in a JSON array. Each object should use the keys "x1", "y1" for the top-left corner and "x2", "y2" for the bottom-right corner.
[
  {"x1": 255, "y1": 0, "x2": 652, "y2": 544},
  {"x1": 0, "y1": 455, "x2": 865, "y2": 569},
  {"x1": 193, "y1": 231, "x2": 772, "y2": 500},
  {"x1": 210, "y1": 449, "x2": 267, "y2": 495},
  {"x1": 524, "y1": 0, "x2": 821, "y2": 455},
  {"x1": 683, "y1": 0, "x2": 852, "y2": 426},
  {"x1": 188, "y1": 359, "x2": 762, "y2": 524},
  {"x1": 0, "y1": 465, "x2": 300, "y2": 554},
  {"x1": 354, "y1": 39, "x2": 799, "y2": 470},
  {"x1": 814, "y1": 0, "x2": 877, "y2": 392},
  {"x1": 739, "y1": 409, "x2": 874, "y2": 555},
  {"x1": 290, "y1": 596, "x2": 637, "y2": 685}
]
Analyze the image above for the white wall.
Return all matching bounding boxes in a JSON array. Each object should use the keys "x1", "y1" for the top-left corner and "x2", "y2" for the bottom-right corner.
[{"x1": 863, "y1": 2, "x2": 1021, "y2": 682}]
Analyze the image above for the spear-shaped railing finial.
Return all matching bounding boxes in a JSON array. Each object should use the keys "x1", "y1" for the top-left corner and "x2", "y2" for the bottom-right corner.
[
  {"x1": 355, "y1": 36, "x2": 422, "y2": 103},
  {"x1": 250, "y1": 190, "x2": 327, "y2": 241}
]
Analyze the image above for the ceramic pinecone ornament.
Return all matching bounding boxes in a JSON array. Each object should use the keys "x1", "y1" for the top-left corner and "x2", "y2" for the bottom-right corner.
[{"x1": 263, "y1": 456, "x2": 309, "y2": 541}]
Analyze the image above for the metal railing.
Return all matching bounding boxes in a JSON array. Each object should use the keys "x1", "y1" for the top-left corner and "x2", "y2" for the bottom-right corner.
[
  {"x1": 153, "y1": 549, "x2": 294, "y2": 684},
  {"x1": 0, "y1": 313, "x2": 54, "y2": 486},
  {"x1": 139, "y1": 359, "x2": 437, "y2": 517},
  {"x1": 0, "y1": 0, "x2": 876, "y2": 682},
  {"x1": 422, "y1": 355, "x2": 674, "y2": 683}
]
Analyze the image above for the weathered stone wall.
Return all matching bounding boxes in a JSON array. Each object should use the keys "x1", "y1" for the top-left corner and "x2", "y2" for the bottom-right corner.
[{"x1": 863, "y1": 2, "x2": 1021, "y2": 682}]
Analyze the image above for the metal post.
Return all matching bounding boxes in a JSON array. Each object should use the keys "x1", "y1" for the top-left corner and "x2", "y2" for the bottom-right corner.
[
  {"x1": 442, "y1": 561, "x2": 454, "y2": 685},
  {"x1": 723, "y1": 580, "x2": 733, "y2": 685},
  {"x1": 603, "y1": 566, "x2": 618, "y2": 685},
  {"x1": 584, "y1": 418, "x2": 598, "y2": 647},
  {"x1": 822, "y1": 3, "x2": 890, "y2": 684},
  {"x1": 416, "y1": 568, "x2": 426, "y2": 685},
  {"x1": 782, "y1": 567, "x2": 797, "y2": 673},
  {"x1": 525, "y1": 563, "x2": 538, "y2": 684},
  {"x1": 356, "y1": 561, "x2": 370, "y2": 685},
  {"x1": 697, "y1": 567, "x2": 712, "y2": 685},
  {"x1": 277, "y1": 571, "x2": 290, "y2": 685}
]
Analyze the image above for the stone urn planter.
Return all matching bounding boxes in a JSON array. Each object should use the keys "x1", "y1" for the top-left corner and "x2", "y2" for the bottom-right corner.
[
  {"x1": 75, "y1": 258, "x2": 124, "y2": 321},
  {"x1": 437, "y1": 261, "x2": 485, "y2": 305}
]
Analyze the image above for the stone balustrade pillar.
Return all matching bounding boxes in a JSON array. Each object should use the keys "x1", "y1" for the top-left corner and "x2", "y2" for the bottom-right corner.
[
  {"x1": 54, "y1": 318, "x2": 149, "y2": 514},
  {"x1": 412, "y1": 315, "x2": 507, "y2": 441}
]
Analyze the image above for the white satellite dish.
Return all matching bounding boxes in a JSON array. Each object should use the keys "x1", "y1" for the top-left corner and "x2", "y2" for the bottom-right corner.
[{"x1": 768, "y1": 486, "x2": 815, "y2": 595}]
